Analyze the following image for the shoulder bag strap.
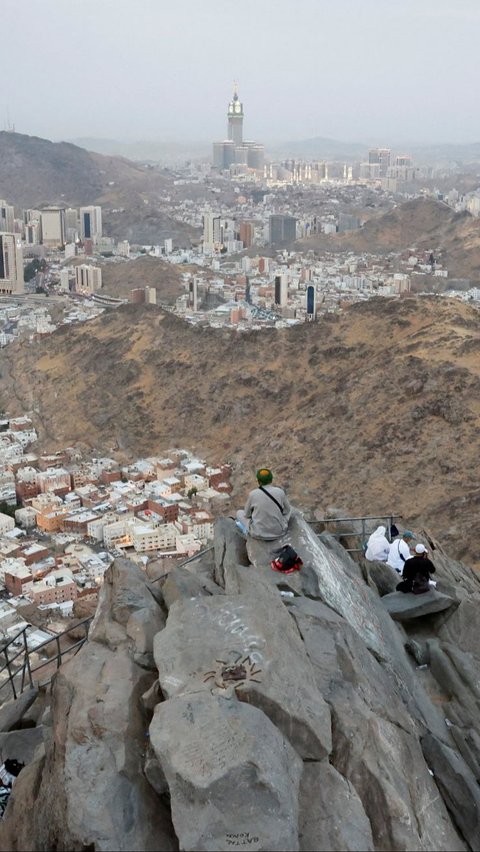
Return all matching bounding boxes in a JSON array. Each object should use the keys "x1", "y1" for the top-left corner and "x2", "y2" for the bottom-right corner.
[{"x1": 259, "y1": 485, "x2": 284, "y2": 514}]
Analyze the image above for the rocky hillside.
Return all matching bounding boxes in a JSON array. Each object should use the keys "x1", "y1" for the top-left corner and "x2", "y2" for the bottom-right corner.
[
  {"x1": 0, "y1": 132, "x2": 198, "y2": 245},
  {"x1": 301, "y1": 198, "x2": 480, "y2": 282},
  {"x1": 0, "y1": 295, "x2": 478, "y2": 566},
  {"x1": 98, "y1": 256, "x2": 184, "y2": 303},
  {"x1": 1, "y1": 517, "x2": 480, "y2": 850}
]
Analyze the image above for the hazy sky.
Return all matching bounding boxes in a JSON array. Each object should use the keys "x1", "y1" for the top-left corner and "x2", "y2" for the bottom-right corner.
[{"x1": 3, "y1": 0, "x2": 479, "y2": 145}]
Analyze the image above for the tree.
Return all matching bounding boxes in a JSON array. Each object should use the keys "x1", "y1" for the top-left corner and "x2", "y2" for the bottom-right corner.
[
  {"x1": 0, "y1": 501, "x2": 16, "y2": 518},
  {"x1": 187, "y1": 487, "x2": 198, "y2": 500}
]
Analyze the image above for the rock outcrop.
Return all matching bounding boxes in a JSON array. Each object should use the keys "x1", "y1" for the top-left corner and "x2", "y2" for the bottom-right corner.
[{"x1": 1, "y1": 514, "x2": 480, "y2": 851}]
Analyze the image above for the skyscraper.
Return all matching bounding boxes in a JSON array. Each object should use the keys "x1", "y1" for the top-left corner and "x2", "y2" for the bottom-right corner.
[
  {"x1": 80, "y1": 206, "x2": 102, "y2": 244},
  {"x1": 212, "y1": 84, "x2": 264, "y2": 171},
  {"x1": 368, "y1": 148, "x2": 391, "y2": 177},
  {"x1": 0, "y1": 201, "x2": 15, "y2": 234},
  {"x1": 269, "y1": 215, "x2": 297, "y2": 244},
  {"x1": 227, "y1": 83, "x2": 243, "y2": 146},
  {"x1": 0, "y1": 234, "x2": 24, "y2": 295},
  {"x1": 274, "y1": 274, "x2": 288, "y2": 307}
]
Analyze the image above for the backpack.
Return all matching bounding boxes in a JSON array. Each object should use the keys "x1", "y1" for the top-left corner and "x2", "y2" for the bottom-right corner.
[
  {"x1": 412, "y1": 573, "x2": 430, "y2": 595},
  {"x1": 271, "y1": 544, "x2": 303, "y2": 574}
]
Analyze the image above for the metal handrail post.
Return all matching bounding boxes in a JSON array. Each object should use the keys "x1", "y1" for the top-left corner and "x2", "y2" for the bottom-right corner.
[
  {"x1": 23, "y1": 629, "x2": 34, "y2": 692},
  {"x1": 151, "y1": 545, "x2": 214, "y2": 582},
  {"x1": 3, "y1": 645, "x2": 17, "y2": 700},
  {"x1": 55, "y1": 635, "x2": 62, "y2": 670}
]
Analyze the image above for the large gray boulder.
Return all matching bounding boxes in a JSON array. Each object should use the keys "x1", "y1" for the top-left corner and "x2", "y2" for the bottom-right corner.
[
  {"x1": 382, "y1": 590, "x2": 455, "y2": 621},
  {"x1": 213, "y1": 517, "x2": 249, "y2": 587},
  {"x1": 299, "y1": 762, "x2": 374, "y2": 852},
  {"x1": 150, "y1": 691, "x2": 303, "y2": 852},
  {"x1": 287, "y1": 596, "x2": 465, "y2": 852},
  {"x1": 0, "y1": 557, "x2": 177, "y2": 852},
  {"x1": 360, "y1": 559, "x2": 400, "y2": 597},
  {"x1": 162, "y1": 564, "x2": 222, "y2": 610},
  {"x1": 90, "y1": 557, "x2": 166, "y2": 651},
  {"x1": 0, "y1": 726, "x2": 44, "y2": 765},
  {"x1": 438, "y1": 597, "x2": 480, "y2": 658},
  {"x1": 286, "y1": 515, "x2": 450, "y2": 742},
  {"x1": 90, "y1": 557, "x2": 166, "y2": 668},
  {"x1": 0, "y1": 689, "x2": 38, "y2": 732},
  {"x1": 153, "y1": 581, "x2": 332, "y2": 760},
  {"x1": 422, "y1": 734, "x2": 480, "y2": 851}
]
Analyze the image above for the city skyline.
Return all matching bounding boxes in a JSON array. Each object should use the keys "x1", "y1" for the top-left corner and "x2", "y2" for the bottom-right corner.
[{"x1": 2, "y1": 0, "x2": 480, "y2": 146}]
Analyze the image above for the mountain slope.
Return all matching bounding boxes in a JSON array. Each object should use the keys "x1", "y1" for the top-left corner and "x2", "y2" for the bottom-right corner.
[
  {"x1": 0, "y1": 131, "x2": 198, "y2": 245},
  {"x1": 302, "y1": 197, "x2": 480, "y2": 281},
  {"x1": 0, "y1": 296, "x2": 479, "y2": 566}
]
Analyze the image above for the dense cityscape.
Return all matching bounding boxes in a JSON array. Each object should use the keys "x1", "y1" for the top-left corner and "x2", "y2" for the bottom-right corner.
[{"x1": 0, "y1": 84, "x2": 479, "y2": 668}]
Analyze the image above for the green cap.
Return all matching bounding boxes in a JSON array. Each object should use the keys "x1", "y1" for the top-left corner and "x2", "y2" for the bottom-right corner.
[{"x1": 256, "y1": 468, "x2": 273, "y2": 485}]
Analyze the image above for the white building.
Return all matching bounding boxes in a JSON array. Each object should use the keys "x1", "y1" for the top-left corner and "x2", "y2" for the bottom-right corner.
[
  {"x1": 0, "y1": 513, "x2": 15, "y2": 536},
  {"x1": 75, "y1": 265, "x2": 102, "y2": 294},
  {"x1": 79, "y1": 206, "x2": 102, "y2": 243},
  {"x1": 0, "y1": 234, "x2": 24, "y2": 295},
  {"x1": 0, "y1": 201, "x2": 15, "y2": 233},
  {"x1": 117, "y1": 240, "x2": 130, "y2": 257},
  {"x1": 40, "y1": 208, "x2": 65, "y2": 247}
]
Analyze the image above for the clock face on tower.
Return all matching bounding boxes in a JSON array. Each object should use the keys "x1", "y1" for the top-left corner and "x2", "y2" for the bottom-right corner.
[{"x1": 234, "y1": 103, "x2": 241, "y2": 114}]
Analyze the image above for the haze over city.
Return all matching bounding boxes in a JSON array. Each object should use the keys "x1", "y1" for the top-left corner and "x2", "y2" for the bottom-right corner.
[{"x1": 2, "y1": 0, "x2": 480, "y2": 144}]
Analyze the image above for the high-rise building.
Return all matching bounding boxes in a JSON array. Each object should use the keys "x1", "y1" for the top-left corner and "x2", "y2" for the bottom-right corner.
[
  {"x1": 80, "y1": 206, "x2": 102, "y2": 243},
  {"x1": 0, "y1": 234, "x2": 24, "y2": 295},
  {"x1": 74, "y1": 264, "x2": 102, "y2": 294},
  {"x1": 269, "y1": 215, "x2": 297, "y2": 244},
  {"x1": 274, "y1": 274, "x2": 288, "y2": 307},
  {"x1": 227, "y1": 83, "x2": 243, "y2": 146},
  {"x1": 306, "y1": 284, "x2": 316, "y2": 320},
  {"x1": 213, "y1": 85, "x2": 264, "y2": 171},
  {"x1": 368, "y1": 148, "x2": 391, "y2": 177},
  {"x1": 213, "y1": 140, "x2": 236, "y2": 170},
  {"x1": 203, "y1": 213, "x2": 221, "y2": 252},
  {"x1": 239, "y1": 222, "x2": 255, "y2": 248},
  {"x1": 0, "y1": 201, "x2": 15, "y2": 233},
  {"x1": 40, "y1": 208, "x2": 66, "y2": 247}
]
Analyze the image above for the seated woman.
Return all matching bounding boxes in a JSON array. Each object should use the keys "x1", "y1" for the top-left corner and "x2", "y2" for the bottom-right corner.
[
  {"x1": 365, "y1": 525, "x2": 390, "y2": 562},
  {"x1": 396, "y1": 544, "x2": 436, "y2": 594}
]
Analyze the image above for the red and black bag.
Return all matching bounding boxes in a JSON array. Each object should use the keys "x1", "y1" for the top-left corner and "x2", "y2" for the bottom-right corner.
[{"x1": 271, "y1": 545, "x2": 303, "y2": 574}]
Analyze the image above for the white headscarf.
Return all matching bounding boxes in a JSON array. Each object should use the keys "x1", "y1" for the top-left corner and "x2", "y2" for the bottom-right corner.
[{"x1": 365, "y1": 525, "x2": 390, "y2": 562}]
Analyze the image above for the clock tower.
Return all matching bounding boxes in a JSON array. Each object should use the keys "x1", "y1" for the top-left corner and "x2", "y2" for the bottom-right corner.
[{"x1": 227, "y1": 82, "x2": 244, "y2": 146}]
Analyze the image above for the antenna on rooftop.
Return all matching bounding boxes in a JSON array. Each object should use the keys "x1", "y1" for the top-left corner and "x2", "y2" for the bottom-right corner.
[{"x1": 5, "y1": 107, "x2": 15, "y2": 133}]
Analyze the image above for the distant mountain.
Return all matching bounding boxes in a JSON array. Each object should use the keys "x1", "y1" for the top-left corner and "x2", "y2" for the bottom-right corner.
[
  {"x1": 0, "y1": 131, "x2": 199, "y2": 245},
  {"x1": 270, "y1": 137, "x2": 480, "y2": 166},
  {"x1": 69, "y1": 137, "x2": 211, "y2": 163},
  {"x1": 408, "y1": 142, "x2": 480, "y2": 167},
  {"x1": 269, "y1": 136, "x2": 367, "y2": 161}
]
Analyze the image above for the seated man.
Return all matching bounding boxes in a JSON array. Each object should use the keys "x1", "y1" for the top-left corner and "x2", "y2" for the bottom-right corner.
[
  {"x1": 236, "y1": 468, "x2": 291, "y2": 541},
  {"x1": 387, "y1": 530, "x2": 415, "y2": 574},
  {"x1": 397, "y1": 543, "x2": 436, "y2": 594}
]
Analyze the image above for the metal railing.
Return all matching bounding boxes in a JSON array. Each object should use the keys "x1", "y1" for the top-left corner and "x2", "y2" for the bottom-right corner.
[
  {"x1": 0, "y1": 616, "x2": 92, "y2": 702},
  {"x1": 312, "y1": 514, "x2": 402, "y2": 553},
  {"x1": 150, "y1": 546, "x2": 214, "y2": 582}
]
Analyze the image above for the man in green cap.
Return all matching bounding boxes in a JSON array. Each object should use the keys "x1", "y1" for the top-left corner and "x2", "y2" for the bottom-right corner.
[
  {"x1": 236, "y1": 468, "x2": 291, "y2": 540},
  {"x1": 387, "y1": 530, "x2": 416, "y2": 574}
]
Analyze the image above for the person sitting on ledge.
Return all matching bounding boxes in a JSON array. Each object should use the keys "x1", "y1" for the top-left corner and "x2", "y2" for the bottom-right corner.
[
  {"x1": 365, "y1": 525, "x2": 390, "y2": 562},
  {"x1": 236, "y1": 468, "x2": 291, "y2": 541},
  {"x1": 396, "y1": 543, "x2": 436, "y2": 595},
  {"x1": 387, "y1": 530, "x2": 416, "y2": 574}
]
